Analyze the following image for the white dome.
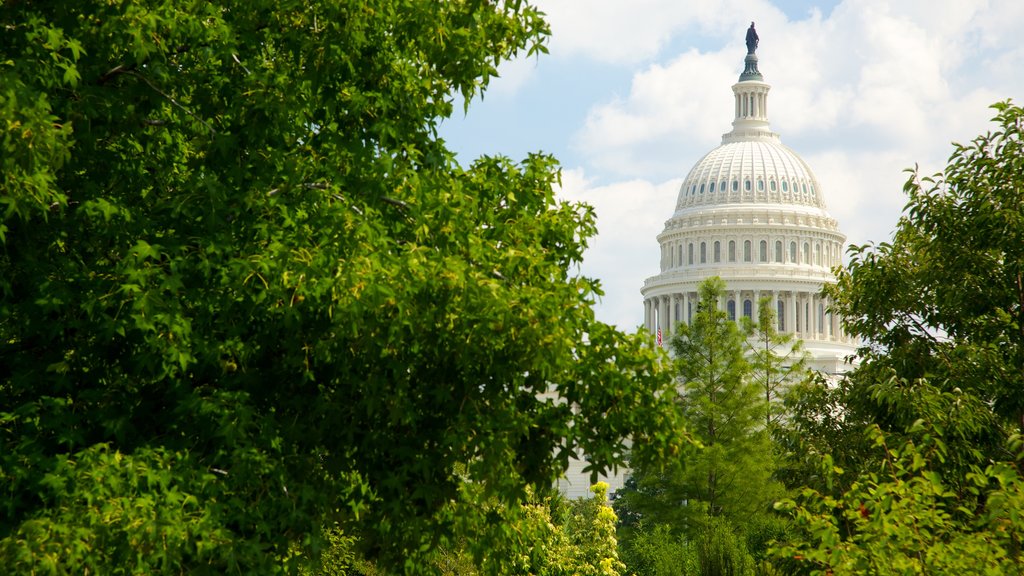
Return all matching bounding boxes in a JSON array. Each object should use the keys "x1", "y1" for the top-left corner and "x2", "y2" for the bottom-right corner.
[
  {"x1": 641, "y1": 46, "x2": 856, "y2": 376},
  {"x1": 676, "y1": 139, "x2": 826, "y2": 213}
]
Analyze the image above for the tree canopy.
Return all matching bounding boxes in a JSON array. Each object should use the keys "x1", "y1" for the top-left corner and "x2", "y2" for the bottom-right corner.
[
  {"x1": 0, "y1": 2, "x2": 683, "y2": 573},
  {"x1": 775, "y1": 101, "x2": 1024, "y2": 574}
]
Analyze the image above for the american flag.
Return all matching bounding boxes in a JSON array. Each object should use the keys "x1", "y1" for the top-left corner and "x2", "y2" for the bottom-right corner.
[{"x1": 657, "y1": 327, "x2": 663, "y2": 347}]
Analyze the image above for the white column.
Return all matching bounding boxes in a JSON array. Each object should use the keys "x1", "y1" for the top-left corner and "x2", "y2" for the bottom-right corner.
[
  {"x1": 752, "y1": 290, "x2": 761, "y2": 322},
  {"x1": 732, "y1": 290, "x2": 739, "y2": 324},
  {"x1": 658, "y1": 297, "x2": 668, "y2": 336},
  {"x1": 787, "y1": 291, "x2": 796, "y2": 336},
  {"x1": 669, "y1": 294, "x2": 677, "y2": 335}
]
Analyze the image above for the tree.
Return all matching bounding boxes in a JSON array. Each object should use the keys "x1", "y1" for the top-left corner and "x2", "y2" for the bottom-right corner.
[
  {"x1": 828, "y1": 100, "x2": 1024, "y2": 439},
  {"x1": 562, "y1": 482, "x2": 628, "y2": 576},
  {"x1": 744, "y1": 296, "x2": 810, "y2": 430},
  {"x1": 0, "y1": 2, "x2": 684, "y2": 573},
  {"x1": 617, "y1": 278, "x2": 779, "y2": 537},
  {"x1": 774, "y1": 101, "x2": 1024, "y2": 574}
]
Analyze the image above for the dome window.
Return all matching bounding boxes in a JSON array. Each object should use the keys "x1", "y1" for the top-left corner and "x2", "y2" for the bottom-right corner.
[
  {"x1": 775, "y1": 240, "x2": 783, "y2": 263},
  {"x1": 790, "y1": 241, "x2": 797, "y2": 263},
  {"x1": 709, "y1": 181, "x2": 715, "y2": 193},
  {"x1": 803, "y1": 183, "x2": 808, "y2": 194},
  {"x1": 713, "y1": 241, "x2": 721, "y2": 263},
  {"x1": 732, "y1": 180, "x2": 739, "y2": 192},
  {"x1": 782, "y1": 181, "x2": 789, "y2": 192},
  {"x1": 744, "y1": 179, "x2": 751, "y2": 191},
  {"x1": 700, "y1": 183, "x2": 705, "y2": 194},
  {"x1": 721, "y1": 180, "x2": 726, "y2": 192},
  {"x1": 700, "y1": 242, "x2": 707, "y2": 264},
  {"x1": 688, "y1": 243, "x2": 694, "y2": 265},
  {"x1": 759, "y1": 240, "x2": 768, "y2": 262},
  {"x1": 728, "y1": 240, "x2": 736, "y2": 262},
  {"x1": 744, "y1": 240, "x2": 752, "y2": 262},
  {"x1": 770, "y1": 180, "x2": 776, "y2": 191},
  {"x1": 757, "y1": 180, "x2": 764, "y2": 191}
]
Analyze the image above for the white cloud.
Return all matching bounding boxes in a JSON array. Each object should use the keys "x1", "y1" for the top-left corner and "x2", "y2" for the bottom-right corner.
[
  {"x1": 535, "y1": 0, "x2": 783, "y2": 65},
  {"x1": 556, "y1": 168, "x2": 680, "y2": 330}
]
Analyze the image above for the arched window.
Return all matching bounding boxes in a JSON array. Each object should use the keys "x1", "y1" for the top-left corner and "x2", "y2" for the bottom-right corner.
[
  {"x1": 688, "y1": 243, "x2": 694, "y2": 265},
  {"x1": 790, "y1": 241, "x2": 797, "y2": 263},
  {"x1": 782, "y1": 180, "x2": 789, "y2": 192},
  {"x1": 677, "y1": 243, "x2": 683, "y2": 266},
  {"x1": 770, "y1": 180, "x2": 777, "y2": 191},
  {"x1": 745, "y1": 179, "x2": 752, "y2": 191},
  {"x1": 775, "y1": 240, "x2": 783, "y2": 263},
  {"x1": 803, "y1": 242, "x2": 810, "y2": 264},
  {"x1": 777, "y1": 300, "x2": 785, "y2": 331},
  {"x1": 713, "y1": 241, "x2": 721, "y2": 263},
  {"x1": 732, "y1": 180, "x2": 739, "y2": 192},
  {"x1": 744, "y1": 240, "x2": 752, "y2": 262},
  {"x1": 709, "y1": 181, "x2": 715, "y2": 193},
  {"x1": 700, "y1": 242, "x2": 707, "y2": 264},
  {"x1": 728, "y1": 240, "x2": 736, "y2": 262},
  {"x1": 759, "y1": 240, "x2": 768, "y2": 262},
  {"x1": 727, "y1": 300, "x2": 736, "y2": 321},
  {"x1": 815, "y1": 243, "x2": 821, "y2": 266},
  {"x1": 819, "y1": 303, "x2": 825, "y2": 333},
  {"x1": 743, "y1": 299, "x2": 753, "y2": 319},
  {"x1": 757, "y1": 179, "x2": 764, "y2": 191}
]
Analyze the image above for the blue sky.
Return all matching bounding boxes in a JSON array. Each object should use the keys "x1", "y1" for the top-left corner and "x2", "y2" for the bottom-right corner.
[{"x1": 440, "y1": 0, "x2": 1024, "y2": 330}]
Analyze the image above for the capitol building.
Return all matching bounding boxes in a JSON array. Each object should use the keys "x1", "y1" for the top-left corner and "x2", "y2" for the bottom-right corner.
[
  {"x1": 560, "y1": 29, "x2": 856, "y2": 498},
  {"x1": 641, "y1": 32, "x2": 856, "y2": 374}
]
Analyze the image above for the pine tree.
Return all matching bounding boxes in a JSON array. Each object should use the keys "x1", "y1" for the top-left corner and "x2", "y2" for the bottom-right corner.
[
  {"x1": 617, "y1": 278, "x2": 781, "y2": 537},
  {"x1": 744, "y1": 296, "x2": 810, "y2": 430}
]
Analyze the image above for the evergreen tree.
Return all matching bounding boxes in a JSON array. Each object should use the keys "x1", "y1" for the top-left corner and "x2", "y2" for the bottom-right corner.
[
  {"x1": 617, "y1": 278, "x2": 780, "y2": 538},
  {"x1": 744, "y1": 296, "x2": 810, "y2": 430}
]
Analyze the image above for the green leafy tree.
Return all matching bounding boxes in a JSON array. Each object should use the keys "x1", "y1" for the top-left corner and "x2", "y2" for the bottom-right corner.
[
  {"x1": 563, "y1": 482, "x2": 628, "y2": 576},
  {"x1": 774, "y1": 101, "x2": 1024, "y2": 575},
  {"x1": 775, "y1": 423, "x2": 1024, "y2": 576},
  {"x1": 828, "y1": 100, "x2": 1024, "y2": 439},
  {"x1": 0, "y1": 2, "x2": 684, "y2": 573},
  {"x1": 618, "y1": 278, "x2": 780, "y2": 538}
]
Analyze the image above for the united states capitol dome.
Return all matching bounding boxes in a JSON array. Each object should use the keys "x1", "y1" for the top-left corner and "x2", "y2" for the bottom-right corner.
[{"x1": 641, "y1": 26, "x2": 855, "y2": 374}]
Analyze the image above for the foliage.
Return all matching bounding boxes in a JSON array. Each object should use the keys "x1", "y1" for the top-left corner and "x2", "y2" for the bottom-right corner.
[
  {"x1": 619, "y1": 523, "x2": 696, "y2": 576},
  {"x1": 774, "y1": 423, "x2": 1024, "y2": 576},
  {"x1": 562, "y1": 482, "x2": 628, "y2": 576},
  {"x1": 827, "y1": 100, "x2": 1024, "y2": 435},
  {"x1": 0, "y1": 2, "x2": 685, "y2": 573},
  {"x1": 744, "y1": 296, "x2": 810, "y2": 430},
  {"x1": 777, "y1": 101, "x2": 1024, "y2": 575},
  {"x1": 617, "y1": 278, "x2": 780, "y2": 538},
  {"x1": 695, "y1": 517, "x2": 754, "y2": 576}
]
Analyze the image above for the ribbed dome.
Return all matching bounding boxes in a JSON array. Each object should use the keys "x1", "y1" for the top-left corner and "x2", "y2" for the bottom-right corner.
[
  {"x1": 641, "y1": 30, "x2": 856, "y2": 378},
  {"x1": 675, "y1": 139, "x2": 826, "y2": 212}
]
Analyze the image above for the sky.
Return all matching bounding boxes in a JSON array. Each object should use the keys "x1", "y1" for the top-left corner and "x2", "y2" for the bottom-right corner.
[{"x1": 439, "y1": 0, "x2": 1024, "y2": 331}]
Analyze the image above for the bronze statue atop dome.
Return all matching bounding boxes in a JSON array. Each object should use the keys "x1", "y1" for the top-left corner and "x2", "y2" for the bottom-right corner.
[{"x1": 745, "y1": 22, "x2": 759, "y2": 54}]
